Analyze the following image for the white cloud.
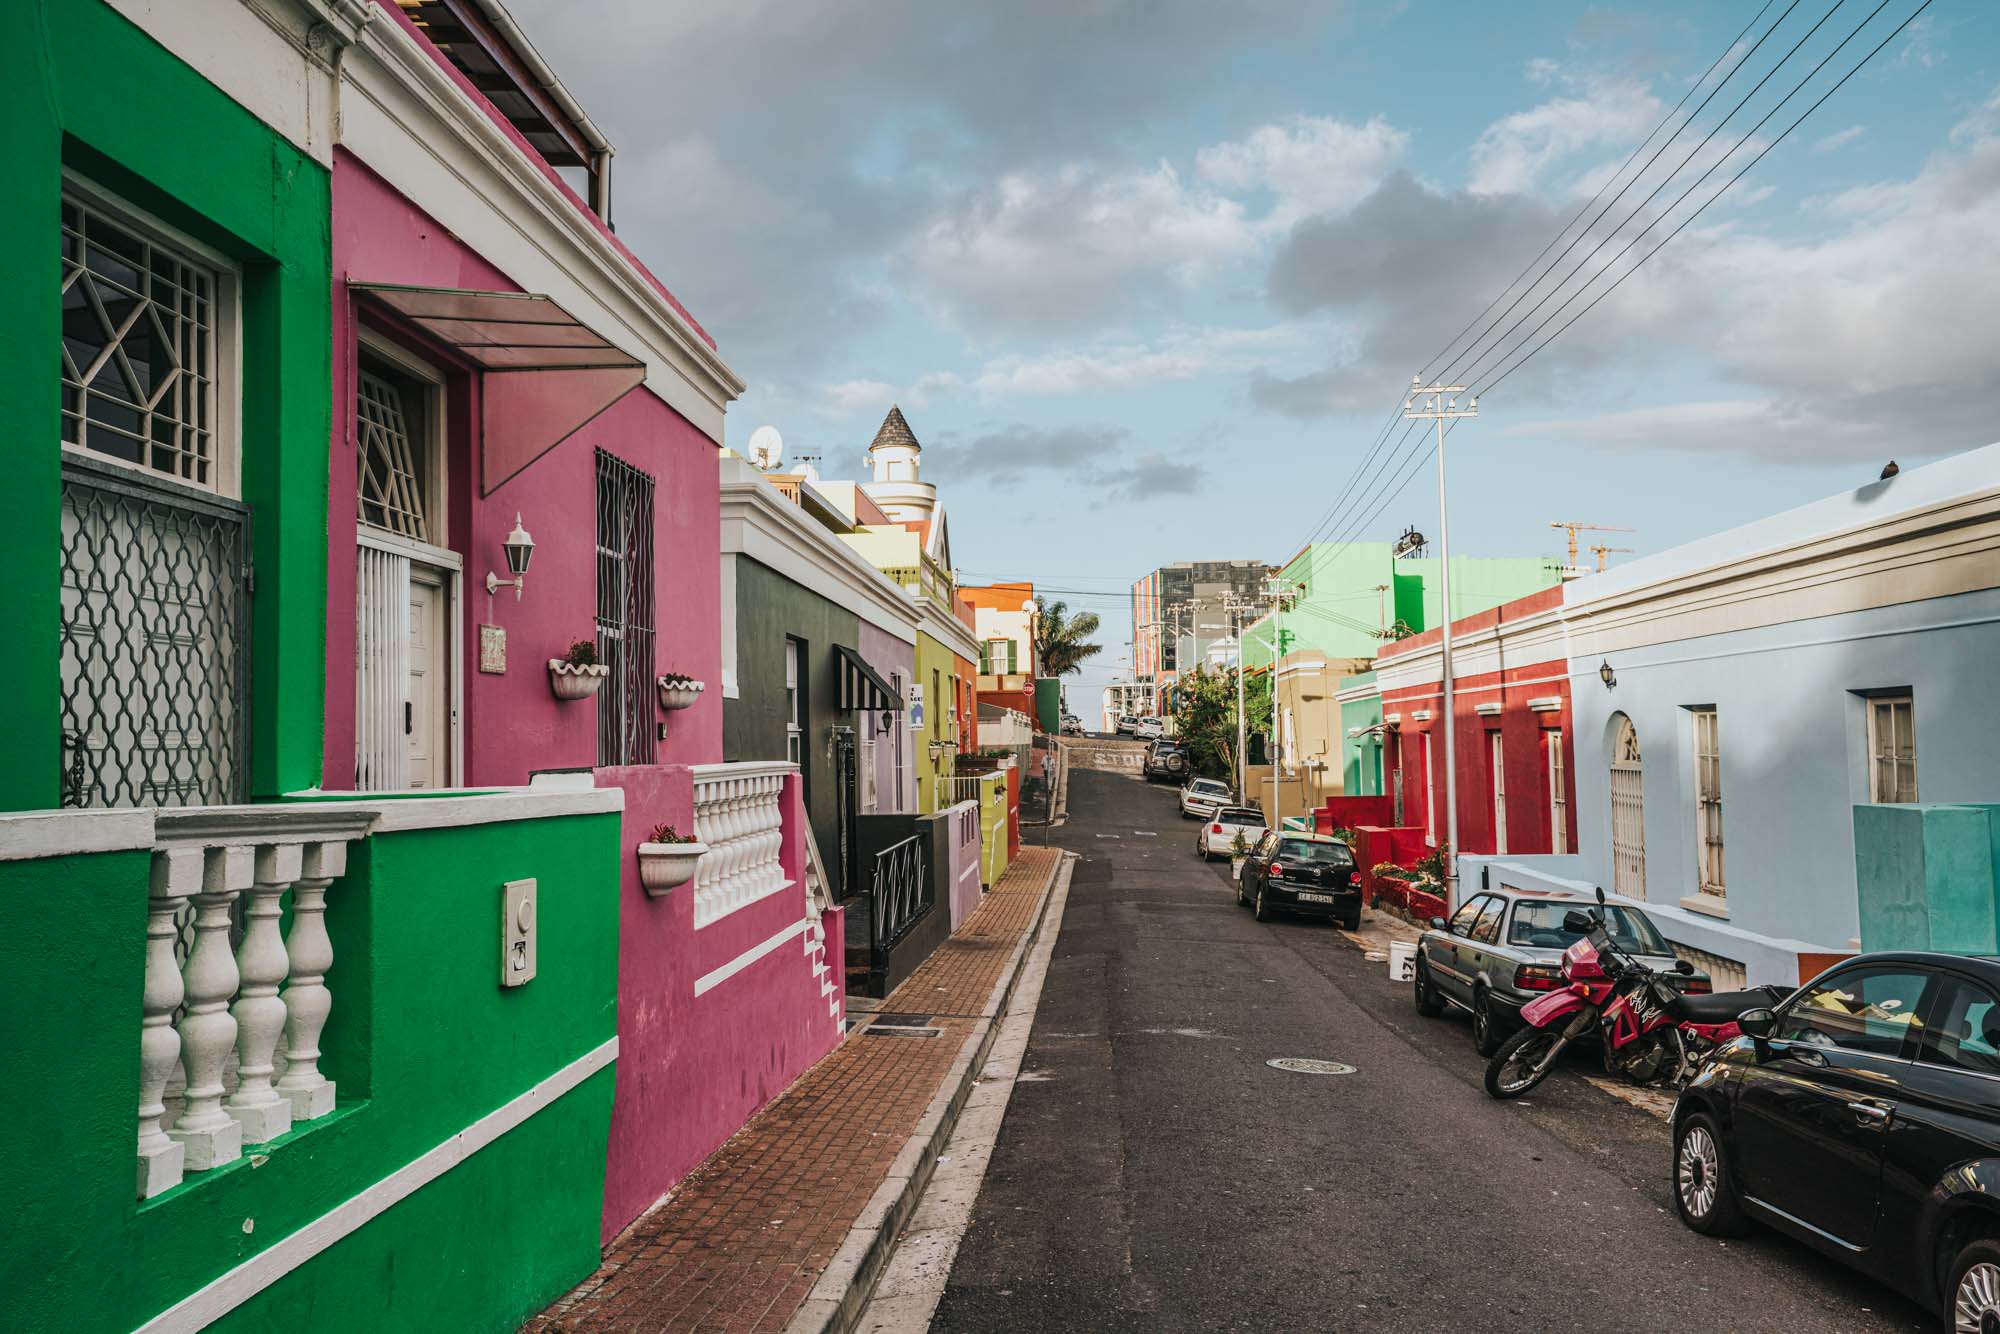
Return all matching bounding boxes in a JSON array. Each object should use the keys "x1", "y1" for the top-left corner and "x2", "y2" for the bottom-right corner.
[
  {"x1": 1470, "y1": 76, "x2": 1662, "y2": 196},
  {"x1": 1812, "y1": 124, "x2": 1866, "y2": 154},
  {"x1": 1194, "y1": 115, "x2": 1408, "y2": 228},
  {"x1": 970, "y1": 325, "x2": 1312, "y2": 395}
]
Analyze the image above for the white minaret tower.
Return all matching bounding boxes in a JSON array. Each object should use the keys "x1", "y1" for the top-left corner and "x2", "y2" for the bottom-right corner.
[{"x1": 861, "y1": 404, "x2": 937, "y2": 523}]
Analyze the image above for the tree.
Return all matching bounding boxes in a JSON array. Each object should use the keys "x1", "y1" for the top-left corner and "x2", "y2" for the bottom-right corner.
[
  {"x1": 1034, "y1": 597, "x2": 1102, "y2": 676},
  {"x1": 1170, "y1": 667, "x2": 1270, "y2": 782}
]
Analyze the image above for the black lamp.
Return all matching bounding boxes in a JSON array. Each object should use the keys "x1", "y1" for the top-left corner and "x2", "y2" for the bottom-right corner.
[{"x1": 1598, "y1": 659, "x2": 1616, "y2": 690}]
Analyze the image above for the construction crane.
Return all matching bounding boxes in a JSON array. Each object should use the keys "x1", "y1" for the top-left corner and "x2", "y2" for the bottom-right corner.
[
  {"x1": 1549, "y1": 521, "x2": 1633, "y2": 573},
  {"x1": 1588, "y1": 543, "x2": 1633, "y2": 572}
]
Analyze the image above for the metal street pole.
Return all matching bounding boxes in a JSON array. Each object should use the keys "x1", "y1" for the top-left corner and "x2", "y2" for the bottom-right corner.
[{"x1": 1404, "y1": 378, "x2": 1478, "y2": 910}]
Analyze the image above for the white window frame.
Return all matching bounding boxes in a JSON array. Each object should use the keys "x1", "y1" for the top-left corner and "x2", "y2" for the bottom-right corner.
[
  {"x1": 1546, "y1": 729, "x2": 1567, "y2": 855},
  {"x1": 1423, "y1": 731, "x2": 1437, "y2": 846},
  {"x1": 1489, "y1": 730, "x2": 1507, "y2": 855},
  {"x1": 1691, "y1": 707, "x2": 1725, "y2": 904},
  {"x1": 60, "y1": 170, "x2": 242, "y2": 499},
  {"x1": 1866, "y1": 694, "x2": 1918, "y2": 804},
  {"x1": 785, "y1": 639, "x2": 803, "y2": 766}
]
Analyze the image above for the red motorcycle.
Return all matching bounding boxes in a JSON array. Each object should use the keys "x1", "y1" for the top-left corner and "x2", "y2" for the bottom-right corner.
[{"x1": 1483, "y1": 890, "x2": 1788, "y2": 1100}]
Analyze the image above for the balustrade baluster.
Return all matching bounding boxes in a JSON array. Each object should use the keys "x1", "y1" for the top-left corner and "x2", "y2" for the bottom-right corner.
[
  {"x1": 277, "y1": 840, "x2": 345, "y2": 1120},
  {"x1": 138, "y1": 848, "x2": 200, "y2": 1198},
  {"x1": 225, "y1": 843, "x2": 300, "y2": 1143},
  {"x1": 169, "y1": 846, "x2": 251, "y2": 1170}
]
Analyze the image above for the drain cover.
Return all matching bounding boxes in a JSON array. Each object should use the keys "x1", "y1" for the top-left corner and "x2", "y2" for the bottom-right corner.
[
  {"x1": 872, "y1": 1013, "x2": 936, "y2": 1027},
  {"x1": 1266, "y1": 1057, "x2": 1357, "y2": 1075},
  {"x1": 866, "y1": 1026, "x2": 943, "y2": 1039}
]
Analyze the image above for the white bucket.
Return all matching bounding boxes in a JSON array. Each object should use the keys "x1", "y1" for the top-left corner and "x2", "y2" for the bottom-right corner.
[{"x1": 1387, "y1": 940, "x2": 1418, "y2": 982}]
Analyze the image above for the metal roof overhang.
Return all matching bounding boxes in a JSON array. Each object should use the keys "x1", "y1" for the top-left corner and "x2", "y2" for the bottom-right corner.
[
  {"x1": 833, "y1": 644, "x2": 903, "y2": 713},
  {"x1": 351, "y1": 283, "x2": 646, "y2": 494}
]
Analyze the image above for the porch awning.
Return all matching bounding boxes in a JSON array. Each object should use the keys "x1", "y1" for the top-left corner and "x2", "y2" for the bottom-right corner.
[
  {"x1": 350, "y1": 282, "x2": 646, "y2": 495},
  {"x1": 833, "y1": 644, "x2": 902, "y2": 713}
]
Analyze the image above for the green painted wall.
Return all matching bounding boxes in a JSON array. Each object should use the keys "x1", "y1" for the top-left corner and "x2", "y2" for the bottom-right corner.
[
  {"x1": 1034, "y1": 678, "x2": 1062, "y2": 734},
  {"x1": 914, "y1": 631, "x2": 957, "y2": 814},
  {"x1": 1338, "y1": 672, "x2": 1384, "y2": 796},
  {"x1": 1855, "y1": 804, "x2": 2000, "y2": 954},
  {"x1": 0, "y1": 812, "x2": 619, "y2": 1333},
  {"x1": 724, "y1": 556, "x2": 864, "y2": 897},
  {"x1": 1, "y1": 0, "x2": 332, "y2": 811}
]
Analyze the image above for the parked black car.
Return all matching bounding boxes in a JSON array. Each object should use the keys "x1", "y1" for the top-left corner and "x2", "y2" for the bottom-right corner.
[
  {"x1": 1673, "y1": 951, "x2": 2000, "y2": 1326},
  {"x1": 1234, "y1": 830, "x2": 1361, "y2": 928},
  {"x1": 1142, "y1": 741, "x2": 1191, "y2": 784}
]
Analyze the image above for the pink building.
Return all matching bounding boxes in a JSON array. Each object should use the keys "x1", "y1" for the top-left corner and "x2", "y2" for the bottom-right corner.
[{"x1": 326, "y1": 0, "x2": 842, "y2": 1242}]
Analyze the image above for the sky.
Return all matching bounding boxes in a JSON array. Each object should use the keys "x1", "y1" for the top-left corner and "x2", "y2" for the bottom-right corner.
[{"x1": 515, "y1": 0, "x2": 2000, "y2": 722}]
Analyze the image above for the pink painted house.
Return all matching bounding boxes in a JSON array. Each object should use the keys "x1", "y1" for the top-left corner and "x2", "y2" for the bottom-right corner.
[{"x1": 325, "y1": 0, "x2": 843, "y2": 1242}]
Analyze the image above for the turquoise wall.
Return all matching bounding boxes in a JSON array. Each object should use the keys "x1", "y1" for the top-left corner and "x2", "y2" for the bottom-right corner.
[
  {"x1": 1855, "y1": 804, "x2": 2000, "y2": 954},
  {"x1": 1338, "y1": 672, "x2": 1384, "y2": 797}
]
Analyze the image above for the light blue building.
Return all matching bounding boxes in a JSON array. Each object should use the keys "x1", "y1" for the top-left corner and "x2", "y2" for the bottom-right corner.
[{"x1": 1462, "y1": 443, "x2": 2000, "y2": 988}]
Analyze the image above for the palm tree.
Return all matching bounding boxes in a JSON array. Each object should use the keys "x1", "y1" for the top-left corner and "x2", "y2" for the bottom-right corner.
[{"x1": 1034, "y1": 597, "x2": 1102, "y2": 676}]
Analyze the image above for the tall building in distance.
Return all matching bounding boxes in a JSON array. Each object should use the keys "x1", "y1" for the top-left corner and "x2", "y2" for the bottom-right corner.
[{"x1": 1131, "y1": 560, "x2": 1274, "y2": 691}]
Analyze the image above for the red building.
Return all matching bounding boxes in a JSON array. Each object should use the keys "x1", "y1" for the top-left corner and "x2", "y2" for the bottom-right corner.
[{"x1": 1374, "y1": 587, "x2": 1578, "y2": 860}]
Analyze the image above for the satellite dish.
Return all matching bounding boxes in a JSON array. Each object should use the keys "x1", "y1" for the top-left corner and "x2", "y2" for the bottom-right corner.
[{"x1": 747, "y1": 425, "x2": 784, "y2": 470}]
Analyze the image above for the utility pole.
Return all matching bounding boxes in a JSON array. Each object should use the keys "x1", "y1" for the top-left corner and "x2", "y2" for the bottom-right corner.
[
  {"x1": 1405, "y1": 378, "x2": 1478, "y2": 910},
  {"x1": 1259, "y1": 575, "x2": 1301, "y2": 831},
  {"x1": 1224, "y1": 596, "x2": 1258, "y2": 805}
]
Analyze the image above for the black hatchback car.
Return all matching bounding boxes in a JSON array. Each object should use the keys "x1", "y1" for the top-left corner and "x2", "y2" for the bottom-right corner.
[
  {"x1": 1234, "y1": 830, "x2": 1361, "y2": 928},
  {"x1": 1673, "y1": 952, "x2": 2000, "y2": 1327}
]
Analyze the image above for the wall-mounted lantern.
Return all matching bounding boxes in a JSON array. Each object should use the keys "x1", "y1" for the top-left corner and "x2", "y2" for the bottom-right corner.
[
  {"x1": 1598, "y1": 659, "x2": 1617, "y2": 690},
  {"x1": 485, "y1": 513, "x2": 536, "y2": 601}
]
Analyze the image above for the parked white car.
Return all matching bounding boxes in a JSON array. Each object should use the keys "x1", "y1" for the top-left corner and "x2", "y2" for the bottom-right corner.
[
  {"x1": 1179, "y1": 778, "x2": 1232, "y2": 819},
  {"x1": 1196, "y1": 805, "x2": 1269, "y2": 860},
  {"x1": 1133, "y1": 717, "x2": 1164, "y2": 740}
]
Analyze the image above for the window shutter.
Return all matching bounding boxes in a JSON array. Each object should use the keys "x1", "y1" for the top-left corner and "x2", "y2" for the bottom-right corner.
[{"x1": 1007, "y1": 640, "x2": 1018, "y2": 674}]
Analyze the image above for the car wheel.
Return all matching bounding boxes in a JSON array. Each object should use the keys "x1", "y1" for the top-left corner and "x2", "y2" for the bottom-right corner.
[
  {"x1": 1413, "y1": 957, "x2": 1444, "y2": 1017},
  {"x1": 1950, "y1": 1239, "x2": 2000, "y2": 1334},
  {"x1": 1341, "y1": 907, "x2": 1362, "y2": 931},
  {"x1": 1673, "y1": 1113, "x2": 1748, "y2": 1237},
  {"x1": 1254, "y1": 883, "x2": 1275, "y2": 922},
  {"x1": 1235, "y1": 870, "x2": 1248, "y2": 906},
  {"x1": 1472, "y1": 988, "x2": 1503, "y2": 1057}
]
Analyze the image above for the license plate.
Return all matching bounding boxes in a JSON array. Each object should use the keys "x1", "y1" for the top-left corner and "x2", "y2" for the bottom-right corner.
[{"x1": 1296, "y1": 891, "x2": 1335, "y2": 904}]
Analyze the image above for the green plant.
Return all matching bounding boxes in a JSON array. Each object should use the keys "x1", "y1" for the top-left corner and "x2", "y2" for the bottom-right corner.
[
  {"x1": 647, "y1": 823, "x2": 699, "y2": 845},
  {"x1": 659, "y1": 670, "x2": 697, "y2": 688},
  {"x1": 1413, "y1": 842, "x2": 1452, "y2": 882},
  {"x1": 563, "y1": 639, "x2": 599, "y2": 667},
  {"x1": 1231, "y1": 830, "x2": 1250, "y2": 856},
  {"x1": 1329, "y1": 825, "x2": 1360, "y2": 846},
  {"x1": 1372, "y1": 861, "x2": 1409, "y2": 882},
  {"x1": 1168, "y1": 666, "x2": 1271, "y2": 782},
  {"x1": 1034, "y1": 597, "x2": 1103, "y2": 677}
]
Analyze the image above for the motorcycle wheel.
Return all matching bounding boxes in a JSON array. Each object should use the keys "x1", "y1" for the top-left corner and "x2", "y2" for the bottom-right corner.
[{"x1": 1485, "y1": 1024, "x2": 1567, "y2": 1100}]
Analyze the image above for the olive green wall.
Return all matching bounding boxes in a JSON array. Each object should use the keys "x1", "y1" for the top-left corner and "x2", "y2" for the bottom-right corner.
[
  {"x1": 914, "y1": 631, "x2": 959, "y2": 814},
  {"x1": 0, "y1": 812, "x2": 620, "y2": 1333},
  {"x1": 0, "y1": 0, "x2": 331, "y2": 811},
  {"x1": 723, "y1": 556, "x2": 864, "y2": 898}
]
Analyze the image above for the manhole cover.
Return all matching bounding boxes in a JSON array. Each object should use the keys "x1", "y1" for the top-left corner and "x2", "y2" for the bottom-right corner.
[{"x1": 1265, "y1": 1057, "x2": 1357, "y2": 1075}]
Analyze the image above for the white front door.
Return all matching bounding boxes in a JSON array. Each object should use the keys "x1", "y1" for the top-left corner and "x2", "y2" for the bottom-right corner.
[
  {"x1": 1610, "y1": 714, "x2": 1646, "y2": 898},
  {"x1": 407, "y1": 569, "x2": 448, "y2": 788},
  {"x1": 1490, "y1": 731, "x2": 1508, "y2": 855}
]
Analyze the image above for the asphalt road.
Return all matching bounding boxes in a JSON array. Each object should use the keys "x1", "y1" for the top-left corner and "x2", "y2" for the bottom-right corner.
[{"x1": 929, "y1": 765, "x2": 1932, "y2": 1334}]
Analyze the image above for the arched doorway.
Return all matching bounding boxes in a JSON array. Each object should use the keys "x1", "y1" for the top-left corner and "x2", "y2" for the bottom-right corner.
[{"x1": 1609, "y1": 713, "x2": 1646, "y2": 898}]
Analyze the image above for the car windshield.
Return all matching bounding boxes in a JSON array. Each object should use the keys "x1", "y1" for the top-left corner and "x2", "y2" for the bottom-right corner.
[
  {"x1": 1217, "y1": 808, "x2": 1265, "y2": 826},
  {"x1": 1508, "y1": 902, "x2": 1671, "y2": 954},
  {"x1": 1189, "y1": 780, "x2": 1228, "y2": 794},
  {"x1": 1275, "y1": 839, "x2": 1353, "y2": 866}
]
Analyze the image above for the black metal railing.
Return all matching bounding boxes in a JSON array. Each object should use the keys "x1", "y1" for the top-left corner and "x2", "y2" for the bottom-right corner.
[
  {"x1": 59, "y1": 459, "x2": 250, "y2": 808},
  {"x1": 869, "y1": 833, "x2": 931, "y2": 955},
  {"x1": 594, "y1": 448, "x2": 656, "y2": 767}
]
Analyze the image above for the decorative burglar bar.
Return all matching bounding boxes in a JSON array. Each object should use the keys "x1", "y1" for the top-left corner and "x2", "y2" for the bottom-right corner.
[
  {"x1": 868, "y1": 833, "x2": 930, "y2": 955},
  {"x1": 595, "y1": 448, "x2": 656, "y2": 767},
  {"x1": 59, "y1": 458, "x2": 249, "y2": 808}
]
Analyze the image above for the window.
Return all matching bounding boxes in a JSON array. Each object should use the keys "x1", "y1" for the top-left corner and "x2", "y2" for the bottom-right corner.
[
  {"x1": 1275, "y1": 839, "x2": 1355, "y2": 867},
  {"x1": 1445, "y1": 897, "x2": 1483, "y2": 937},
  {"x1": 595, "y1": 450, "x2": 656, "y2": 766},
  {"x1": 785, "y1": 638, "x2": 804, "y2": 765},
  {"x1": 1546, "y1": 730, "x2": 1568, "y2": 855},
  {"x1": 62, "y1": 185, "x2": 230, "y2": 491},
  {"x1": 355, "y1": 350, "x2": 439, "y2": 542},
  {"x1": 1691, "y1": 708, "x2": 1724, "y2": 900},
  {"x1": 1867, "y1": 694, "x2": 1918, "y2": 804},
  {"x1": 1423, "y1": 732, "x2": 1437, "y2": 846},
  {"x1": 1508, "y1": 902, "x2": 1671, "y2": 954},
  {"x1": 1469, "y1": 896, "x2": 1505, "y2": 945},
  {"x1": 1775, "y1": 967, "x2": 1932, "y2": 1057},
  {"x1": 1919, "y1": 977, "x2": 2000, "y2": 1077},
  {"x1": 1609, "y1": 713, "x2": 1646, "y2": 899},
  {"x1": 1489, "y1": 731, "x2": 1507, "y2": 855}
]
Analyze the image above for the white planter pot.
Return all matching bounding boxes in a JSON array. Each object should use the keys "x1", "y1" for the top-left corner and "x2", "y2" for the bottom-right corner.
[
  {"x1": 549, "y1": 660, "x2": 610, "y2": 701},
  {"x1": 1231, "y1": 857, "x2": 1246, "y2": 879},
  {"x1": 636, "y1": 842, "x2": 706, "y2": 896},
  {"x1": 657, "y1": 678, "x2": 706, "y2": 712}
]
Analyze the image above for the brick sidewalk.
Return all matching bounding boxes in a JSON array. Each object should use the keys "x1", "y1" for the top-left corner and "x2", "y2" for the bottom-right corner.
[{"x1": 525, "y1": 846, "x2": 1063, "y2": 1334}]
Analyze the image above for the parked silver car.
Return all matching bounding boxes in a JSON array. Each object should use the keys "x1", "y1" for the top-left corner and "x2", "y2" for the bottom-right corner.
[
  {"x1": 1412, "y1": 886, "x2": 1712, "y2": 1057},
  {"x1": 1179, "y1": 778, "x2": 1232, "y2": 819}
]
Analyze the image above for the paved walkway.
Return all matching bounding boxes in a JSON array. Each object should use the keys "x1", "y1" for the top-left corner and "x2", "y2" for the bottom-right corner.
[{"x1": 525, "y1": 846, "x2": 1064, "y2": 1334}]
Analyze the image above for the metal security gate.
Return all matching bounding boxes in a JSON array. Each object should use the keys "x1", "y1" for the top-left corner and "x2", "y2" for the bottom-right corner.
[
  {"x1": 1609, "y1": 714, "x2": 1646, "y2": 899},
  {"x1": 869, "y1": 833, "x2": 931, "y2": 956},
  {"x1": 59, "y1": 460, "x2": 249, "y2": 808},
  {"x1": 595, "y1": 449, "x2": 655, "y2": 766}
]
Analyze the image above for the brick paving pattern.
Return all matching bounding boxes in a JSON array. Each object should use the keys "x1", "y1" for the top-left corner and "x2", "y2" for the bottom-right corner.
[{"x1": 525, "y1": 845, "x2": 1061, "y2": 1334}]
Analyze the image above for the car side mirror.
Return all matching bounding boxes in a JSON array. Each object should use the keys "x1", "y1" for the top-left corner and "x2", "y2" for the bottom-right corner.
[
  {"x1": 1737, "y1": 1008, "x2": 1777, "y2": 1040},
  {"x1": 1674, "y1": 959, "x2": 1695, "y2": 976},
  {"x1": 1429, "y1": 917, "x2": 1447, "y2": 931},
  {"x1": 1561, "y1": 909, "x2": 1594, "y2": 934}
]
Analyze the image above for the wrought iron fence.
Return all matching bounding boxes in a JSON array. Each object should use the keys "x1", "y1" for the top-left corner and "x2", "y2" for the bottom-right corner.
[
  {"x1": 868, "y1": 833, "x2": 931, "y2": 955},
  {"x1": 595, "y1": 449, "x2": 656, "y2": 767},
  {"x1": 59, "y1": 459, "x2": 249, "y2": 808}
]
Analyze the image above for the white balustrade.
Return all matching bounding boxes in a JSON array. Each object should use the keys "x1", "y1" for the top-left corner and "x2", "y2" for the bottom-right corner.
[
  {"x1": 690, "y1": 762, "x2": 794, "y2": 926},
  {"x1": 139, "y1": 809, "x2": 370, "y2": 1198}
]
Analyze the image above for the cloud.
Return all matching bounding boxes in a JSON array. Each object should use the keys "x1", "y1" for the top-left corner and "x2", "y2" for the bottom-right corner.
[
  {"x1": 920, "y1": 424, "x2": 1199, "y2": 503},
  {"x1": 1813, "y1": 124, "x2": 1866, "y2": 153},
  {"x1": 1194, "y1": 115, "x2": 1408, "y2": 228},
  {"x1": 1469, "y1": 76, "x2": 1662, "y2": 196}
]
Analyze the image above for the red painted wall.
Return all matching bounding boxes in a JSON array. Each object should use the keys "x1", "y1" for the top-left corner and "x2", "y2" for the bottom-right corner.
[{"x1": 325, "y1": 152, "x2": 723, "y2": 789}]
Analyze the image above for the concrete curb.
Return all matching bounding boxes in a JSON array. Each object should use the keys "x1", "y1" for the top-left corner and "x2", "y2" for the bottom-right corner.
[{"x1": 783, "y1": 850, "x2": 1077, "y2": 1334}]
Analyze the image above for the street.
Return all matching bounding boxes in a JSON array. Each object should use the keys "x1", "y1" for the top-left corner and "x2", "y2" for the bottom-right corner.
[{"x1": 929, "y1": 765, "x2": 1930, "y2": 1333}]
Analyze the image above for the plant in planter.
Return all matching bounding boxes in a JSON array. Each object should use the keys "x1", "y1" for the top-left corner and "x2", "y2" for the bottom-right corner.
[
  {"x1": 635, "y1": 823, "x2": 707, "y2": 896},
  {"x1": 1230, "y1": 829, "x2": 1251, "y2": 878},
  {"x1": 657, "y1": 670, "x2": 706, "y2": 712},
  {"x1": 549, "y1": 638, "x2": 610, "y2": 701}
]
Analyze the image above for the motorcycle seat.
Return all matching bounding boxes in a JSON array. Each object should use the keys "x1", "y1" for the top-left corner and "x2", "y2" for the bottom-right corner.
[{"x1": 1665, "y1": 988, "x2": 1769, "y2": 1024}]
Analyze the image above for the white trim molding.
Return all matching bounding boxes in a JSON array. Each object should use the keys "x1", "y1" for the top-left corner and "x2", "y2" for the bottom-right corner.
[
  {"x1": 0, "y1": 809, "x2": 156, "y2": 862},
  {"x1": 134, "y1": 1036, "x2": 617, "y2": 1334},
  {"x1": 694, "y1": 917, "x2": 812, "y2": 996},
  {"x1": 1526, "y1": 696, "x2": 1564, "y2": 713},
  {"x1": 1474, "y1": 702, "x2": 1502, "y2": 717},
  {"x1": 1410, "y1": 709, "x2": 1433, "y2": 722}
]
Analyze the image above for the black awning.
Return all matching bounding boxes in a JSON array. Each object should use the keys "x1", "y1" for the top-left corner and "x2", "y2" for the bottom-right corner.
[{"x1": 833, "y1": 644, "x2": 902, "y2": 712}]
